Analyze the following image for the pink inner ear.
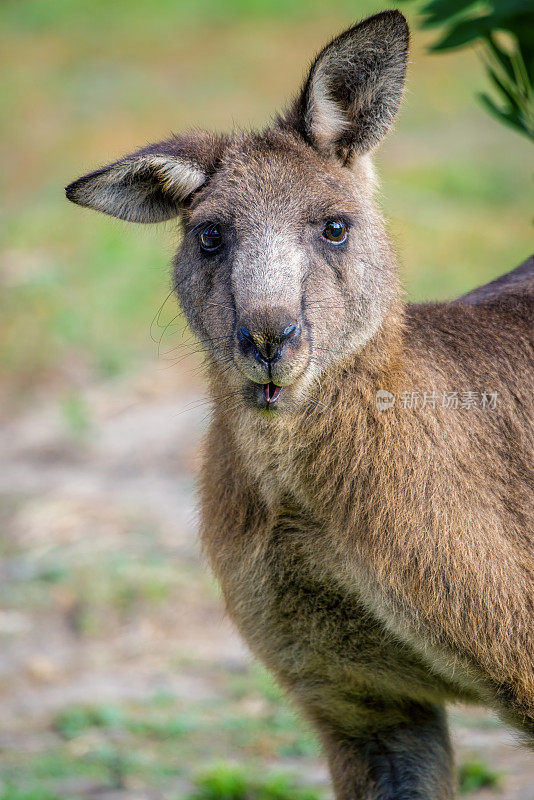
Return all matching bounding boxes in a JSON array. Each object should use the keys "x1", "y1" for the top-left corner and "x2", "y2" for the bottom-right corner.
[
  {"x1": 280, "y1": 10, "x2": 408, "y2": 160},
  {"x1": 146, "y1": 156, "x2": 206, "y2": 201},
  {"x1": 66, "y1": 131, "x2": 229, "y2": 223},
  {"x1": 66, "y1": 155, "x2": 206, "y2": 223},
  {"x1": 308, "y1": 70, "x2": 351, "y2": 156}
]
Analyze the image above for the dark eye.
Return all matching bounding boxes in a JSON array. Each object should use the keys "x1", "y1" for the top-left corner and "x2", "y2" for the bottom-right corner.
[
  {"x1": 199, "y1": 223, "x2": 222, "y2": 252},
  {"x1": 323, "y1": 220, "x2": 347, "y2": 244}
]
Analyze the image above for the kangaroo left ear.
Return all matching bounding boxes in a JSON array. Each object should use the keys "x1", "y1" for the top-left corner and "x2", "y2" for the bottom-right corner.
[
  {"x1": 282, "y1": 10, "x2": 409, "y2": 163},
  {"x1": 65, "y1": 132, "x2": 227, "y2": 223}
]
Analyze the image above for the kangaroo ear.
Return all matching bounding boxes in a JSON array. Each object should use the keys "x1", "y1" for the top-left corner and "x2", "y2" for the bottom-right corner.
[
  {"x1": 283, "y1": 10, "x2": 409, "y2": 163},
  {"x1": 65, "y1": 132, "x2": 227, "y2": 222}
]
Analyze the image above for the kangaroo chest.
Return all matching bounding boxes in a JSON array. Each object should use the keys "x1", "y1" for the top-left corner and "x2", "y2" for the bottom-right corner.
[{"x1": 217, "y1": 510, "x2": 474, "y2": 713}]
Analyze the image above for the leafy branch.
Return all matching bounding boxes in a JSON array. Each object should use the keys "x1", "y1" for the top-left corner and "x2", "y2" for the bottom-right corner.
[{"x1": 402, "y1": 0, "x2": 534, "y2": 141}]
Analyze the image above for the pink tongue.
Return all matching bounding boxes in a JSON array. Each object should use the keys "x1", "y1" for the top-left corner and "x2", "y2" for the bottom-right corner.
[{"x1": 264, "y1": 382, "x2": 281, "y2": 403}]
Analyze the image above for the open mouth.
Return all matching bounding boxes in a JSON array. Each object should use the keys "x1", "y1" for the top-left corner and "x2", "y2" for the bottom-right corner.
[{"x1": 263, "y1": 381, "x2": 282, "y2": 405}]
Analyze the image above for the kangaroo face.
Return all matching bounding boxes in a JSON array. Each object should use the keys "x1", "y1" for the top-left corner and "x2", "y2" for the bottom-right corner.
[
  {"x1": 66, "y1": 11, "x2": 408, "y2": 413},
  {"x1": 174, "y1": 131, "x2": 394, "y2": 411}
]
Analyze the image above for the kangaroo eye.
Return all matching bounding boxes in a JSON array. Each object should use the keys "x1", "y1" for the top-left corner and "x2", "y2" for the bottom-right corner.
[
  {"x1": 199, "y1": 224, "x2": 222, "y2": 252},
  {"x1": 323, "y1": 220, "x2": 347, "y2": 244}
]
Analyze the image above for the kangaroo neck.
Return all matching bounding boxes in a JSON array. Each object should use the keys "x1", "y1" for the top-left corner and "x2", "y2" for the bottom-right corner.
[{"x1": 214, "y1": 306, "x2": 406, "y2": 510}]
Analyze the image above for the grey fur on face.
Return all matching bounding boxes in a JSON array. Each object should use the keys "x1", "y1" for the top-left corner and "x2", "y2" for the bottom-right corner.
[{"x1": 66, "y1": 10, "x2": 408, "y2": 412}]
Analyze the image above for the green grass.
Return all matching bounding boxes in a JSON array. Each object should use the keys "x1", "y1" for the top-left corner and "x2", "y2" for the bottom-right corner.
[
  {"x1": 0, "y1": 665, "x2": 320, "y2": 797},
  {"x1": 458, "y1": 759, "x2": 502, "y2": 794},
  {"x1": 54, "y1": 702, "x2": 195, "y2": 742},
  {"x1": 5, "y1": 686, "x2": 503, "y2": 798},
  {"x1": 0, "y1": 542, "x2": 180, "y2": 633},
  {"x1": 0, "y1": 789, "x2": 63, "y2": 800},
  {"x1": 186, "y1": 764, "x2": 322, "y2": 800}
]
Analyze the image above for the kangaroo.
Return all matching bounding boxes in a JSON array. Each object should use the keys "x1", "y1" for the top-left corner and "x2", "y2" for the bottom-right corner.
[{"x1": 66, "y1": 10, "x2": 534, "y2": 798}]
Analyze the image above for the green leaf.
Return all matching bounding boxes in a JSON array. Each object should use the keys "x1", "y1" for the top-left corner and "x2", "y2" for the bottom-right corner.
[
  {"x1": 485, "y1": 34, "x2": 516, "y2": 81},
  {"x1": 416, "y1": 0, "x2": 480, "y2": 27},
  {"x1": 431, "y1": 17, "x2": 492, "y2": 50},
  {"x1": 479, "y1": 91, "x2": 529, "y2": 137},
  {"x1": 485, "y1": 65, "x2": 522, "y2": 111}
]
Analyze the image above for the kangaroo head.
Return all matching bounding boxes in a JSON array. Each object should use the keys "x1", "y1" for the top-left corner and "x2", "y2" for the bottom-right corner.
[{"x1": 66, "y1": 10, "x2": 408, "y2": 413}]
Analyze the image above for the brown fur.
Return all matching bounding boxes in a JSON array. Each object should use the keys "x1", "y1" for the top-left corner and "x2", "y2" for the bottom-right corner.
[
  {"x1": 66, "y1": 11, "x2": 534, "y2": 798},
  {"x1": 199, "y1": 280, "x2": 533, "y2": 798}
]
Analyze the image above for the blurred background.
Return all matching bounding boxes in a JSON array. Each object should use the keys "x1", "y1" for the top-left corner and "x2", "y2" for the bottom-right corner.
[{"x1": 0, "y1": 1, "x2": 532, "y2": 798}]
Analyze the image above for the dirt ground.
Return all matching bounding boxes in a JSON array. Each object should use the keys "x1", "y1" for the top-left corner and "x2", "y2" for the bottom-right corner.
[{"x1": 1, "y1": 362, "x2": 533, "y2": 799}]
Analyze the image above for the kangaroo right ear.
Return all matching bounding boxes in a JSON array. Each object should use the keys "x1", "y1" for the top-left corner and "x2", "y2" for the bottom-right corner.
[
  {"x1": 65, "y1": 132, "x2": 227, "y2": 222},
  {"x1": 282, "y1": 10, "x2": 409, "y2": 163}
]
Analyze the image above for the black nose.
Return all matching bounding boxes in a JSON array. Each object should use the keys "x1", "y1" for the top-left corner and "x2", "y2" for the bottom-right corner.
[{"x1": 237, "y1": 320, "x2": 300, "y2": 364}]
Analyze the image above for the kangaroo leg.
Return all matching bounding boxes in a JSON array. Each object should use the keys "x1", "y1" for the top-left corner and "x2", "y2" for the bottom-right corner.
[{"x1": 317, "y1": 702, "x2": 455, "y2": 800}]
